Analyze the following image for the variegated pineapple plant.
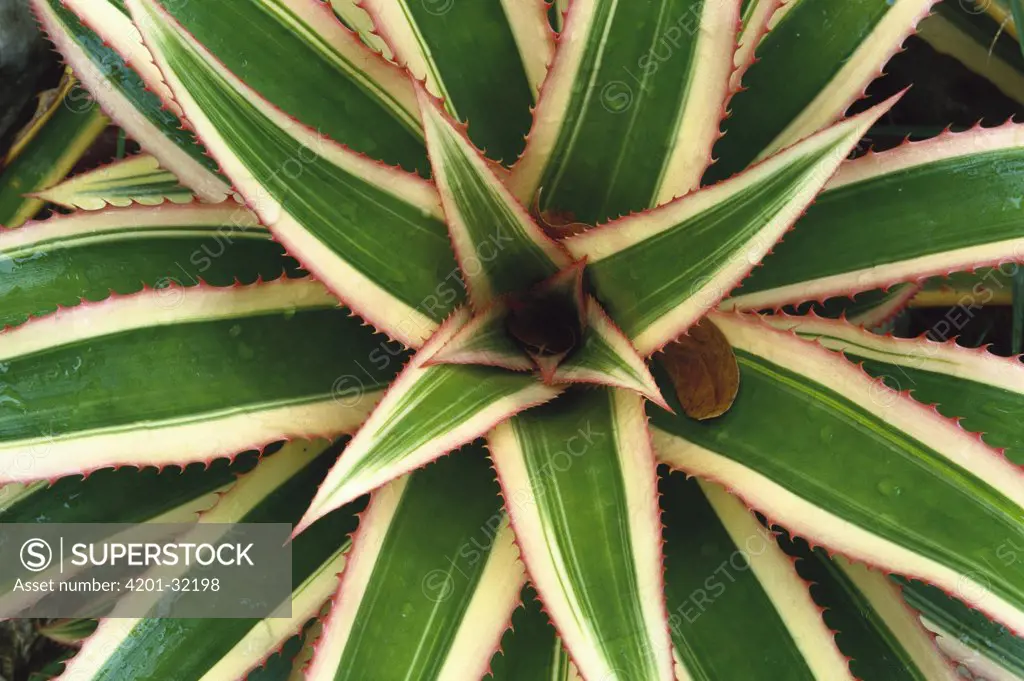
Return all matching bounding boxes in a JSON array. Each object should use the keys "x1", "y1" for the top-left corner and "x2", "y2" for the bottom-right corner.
[{"x1": 4, "y1": 0, "x2": 1024, "y2": 678}]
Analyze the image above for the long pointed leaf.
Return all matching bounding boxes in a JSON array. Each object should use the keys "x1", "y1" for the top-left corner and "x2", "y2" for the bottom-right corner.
[
  {"x1": 34, "y1": 154, "x2": 192, "y2": 210},
  {"x1": 296, "y1": 307, "x2": 561, "y2": 534},
  {"x1": 31, "y1": 0, "x2": 229, "y2": 201},
  {"x1": 509, "y1": 0, "x2": 742, "y2": 223},
  {"x1": 566, "y1": 99, "x2": 894, "y2": 355},
  {"x1": 489, "y1": 388, "x2": 674, "y2": 681},
  {"x1": 418, "y1": 88, "x2": 571, "y2": 308},
  {"x1": 661, "y1": 473, "x2": 855, "y2": 680},
  {"x1": 0, "y1": 279, "x2": 401, "y2": 482},
  {"x1": 56, "y1": 439, "x2": 360, "y2": 681},
  {"x1": 0, "y1": 203, "x2": 295, "y2": 328},
  {"x1": 359, "y1": 0, "x2": 549, "y2": 163},
  {"x1": 705, "y1": 0, "x2": 935, "y2": 183},
  {"x1": 306, "y1": 447, "x2": 524, "y2": 681},
  {"x1": 128, "y1": 0, "x2": 461, "y2": 346},
  {"x1": 651, "y1": 311, "x2": 1024, "y2": 635},
  {"x1": 728, "y1": 125, "x2": 1024, "y2": 312},
  {"x1": 63, "y1": 0, "x2": 425, "y2": 171},
  {"x1": 768, "y1": 313, "x2": 1024, "y2": 463},
  {"x1": 0, "y1": 74, "x2": 108, "y2": 228}
]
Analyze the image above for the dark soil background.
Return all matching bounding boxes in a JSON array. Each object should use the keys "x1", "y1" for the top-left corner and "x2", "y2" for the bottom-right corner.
[{"x1": 0, "y1": 5, "x2": 1023, "y2": 680}]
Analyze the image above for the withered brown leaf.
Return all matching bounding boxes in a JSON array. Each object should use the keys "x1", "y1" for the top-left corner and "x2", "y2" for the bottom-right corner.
[{"x1": 661, "y1": 317, "x2": 739, "y2": 420}]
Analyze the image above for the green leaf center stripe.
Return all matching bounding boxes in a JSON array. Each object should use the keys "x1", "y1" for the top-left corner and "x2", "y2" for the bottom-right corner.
[
  {"x1": 254, "y1": 0, "x2": 421, "y2": 136},
  {"x1": 36, "y1": 0, "x2": 229, "y2": 201},
  {"x1": 129, "y1": 0, "x2": 463, "y2": 346},
  {"x1": 420, "y1": 91, "x2": 569, "y2": 305},
  {"x1": 362, "y1": 0, "x2": 538, "y2": 163},
  {"x1": 34, "y1": 155, "x2": 193, "y2": 210},
  {"x1": 583, "y1": 148, "x2": 830, "y2": 341},
  {"x1": 493, "y1": 389, "x2": 673, "y2": 681},
  {"x1": 307, "y1": 451, "x2": 523, "y2": 681},
  {"x1": 727, "y1": 130, "x2": 1024, "y2": 307},
  {"x1": 517, "y1": 0, "x2": 730, "y2": 224},
  {"x1": 59, "y1": 440, "x2": 360, "y2": 681},
  {"x1": 661, "y1": 474, "x2": 827, "y2": 681},
  {"x1": 651, "y1": 316, "x2": 1024, "y2": 632},
  {"x1": 706, "y1": 0, "x2": 934, "y2": 182}
]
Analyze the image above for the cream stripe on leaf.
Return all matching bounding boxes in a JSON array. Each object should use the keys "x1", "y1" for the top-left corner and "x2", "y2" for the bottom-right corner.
[
  {"x1": 488, "y1": 587, "x2": 582, "y2": 681},
  {"x1": 295, "y1": 307, "x2": 562, "y2": 535},
  {"x1": 549, "y1": 297, "x2": 668, "y2": 408},
  {"x1": 566, "y1": 99, "x2": 894, "y2": 355},
  {"x1": 329, "y1": 0, "x2": 394, "y2": 59},
  {"x1": 0, "y1": 73, "x2": 109, "y2": 229},
  {"x1": 651, "y1": 311, "x2": 1024, "y2": 635},
  {"x1": 128, "y1": 0, "x2": 461, "y2": 347},
  {"x1": 705, "y1": 0, "x2": 936, "y2": 184},
  {"x1": 57, "y1": 440, "x2": 362, "y2": 681},
  {"x1": 767, "y1": 313, "x2": 1024, "y2": 463},
  {"x1": 0, "y1": 279, "x2": 404, "y2": 483},
  {"x1": 360, "y1": 0, "x2": 543, "y2": 164},
  {"x1": 508, "y1": 0, "x2": 742, "y2": 224},
  {"x1": 306, "y1": 446, "x2": 525, "y2": 681},
  {"x1": 418, "y1": 87, "x2": 571, "y2": 308},
  {"x1": 661, "y1": 473, "x2": 853, "y2": 681},
  {"x1": 901, "y1": 578, "x2": 1024, "y2": 681},
  {"x1": 32, "y1": 0, "x2": 230, "y2": 202},
  {"x1": 63, "y1": 0, "x2": 425, "y2": 172},
  {"x1": 727, "y1": 125, "x2": 1024, "y2": 312},
  {"x1": 779, "y1": 534, "x2": 959, "y2": 681},
  {"x1": 33, "y1": 154, "x2": 193, "y2": 210},
  {"x1": 489, "y1": 388, "x2": 675, "y2": 681},
  {"x1": 0, "y1": 203, "x2": 294, "y2": 328},
  {"x1": 919, "y1": 2, "x2": 1024, "y2": 108}
]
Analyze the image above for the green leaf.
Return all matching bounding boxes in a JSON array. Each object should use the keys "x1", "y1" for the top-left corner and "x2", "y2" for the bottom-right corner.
[
  {"x1": 727, "y1": 126, "x2": 1024, "y2": 312},
  {"x1": 36, "y1": 619, "x2": 98, "y2": 646},
  {"x1": 919, "y1": 1, "x2": 1024, "y2": 107},
  {"x1": 550, "y1": 297, "x2": 668, "y2": 408},
  {"x1": 55, "y1": 439, "x2": 362, "y2": 681},
  {"x1": 487, "y1": 587, "x2": 580, "y2": 681},
  {"x1": 357, "y1": 0, "x2": 549, "y2": 163},
  {"x1": 770, "y1": 313, "x2": 1024, "y2": 464},
  {"x1": 128, "y1": 0, "x2": 462, "y2": 346},
  {"x1": 661, "y1": 473, "x2": 856, "y2": 680},
  {"x1": 0, "y1": 74, "x2": 109, "y2": 228},
  {"x1": 305, "y1": 446, "x2": 525, "y2": 681},
  {"x1": 33, "y1": 154, "x2": 192, "y2": 210},
  {"x1": 704, "y1": 0, "x2": 935, "y2": 183},
  {"x1": 779, "y1": 536, "x2": 959, "y2": 681},
  {"x1": 900, "y1": 577, "x2": 1024, "y2": 680},
  {"x1": 296, "y1": 307, "x2": 561, "y2": 534},
  {"x1": 508, "y1": 0, "x2": 743, "y2": 223},
  {"x1": 0, "y1": 203, "x2": 296, "y2": 328},
  {"x1": 32, "y1": 0, "x2": 229, "y2": 200},
  {"x1": 651, "y1": 311, "x2": 1024, "y2": 635},
  {"x1": 64, "y1": 0, "x2": 425, "y2": 172},
  {"x1": 427, "y1": 301, "x2": 536, "y2": 372},
  {"x1": 418, "y1": 88, "x2": 572, "y2": 308},
  {"x1": 0, "y1": 279, "x2": 403, "y2": 483},
  {"x1": 566, "y1": 100, "x2": 894, "y2": 354},
  {"x1": 489, "y1": 388, "x2": 674, "y2": 681}
]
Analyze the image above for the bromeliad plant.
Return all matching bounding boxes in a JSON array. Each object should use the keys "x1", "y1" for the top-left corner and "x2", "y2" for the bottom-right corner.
[{"x1": 5, "y1": 0, "x2": 1024, "y2": 678}]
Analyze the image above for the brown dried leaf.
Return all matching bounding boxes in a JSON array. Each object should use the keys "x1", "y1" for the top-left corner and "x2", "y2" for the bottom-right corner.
[{"x1": 661, "y1": 318, "x2": 739, "y2": 420}]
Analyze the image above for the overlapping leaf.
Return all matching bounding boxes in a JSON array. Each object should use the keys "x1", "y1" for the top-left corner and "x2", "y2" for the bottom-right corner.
[
  {"x1": 728, "y1": 125, "x2": 1024, "y2": 312},
  {"x1": 34, "y1": 154, "x2": 192, "y2": 210},
  {"x1": 0, "y1": 279, "x2": 401, "y2": 483},
  {"x1": 306, "y1": 446, "x2": 524, "y2": 681},
  {"x1": 490, "y1": 388, "x2": 674, "y2": 681},
  {"x1": 652, "y1": 311, "x2": 1024, "y2": 634}
]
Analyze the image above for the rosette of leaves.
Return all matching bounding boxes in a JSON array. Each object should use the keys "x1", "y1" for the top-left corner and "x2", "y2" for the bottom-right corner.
[{"x1": 5, "y1": 0, "x2": 1024, "y2": 679}]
